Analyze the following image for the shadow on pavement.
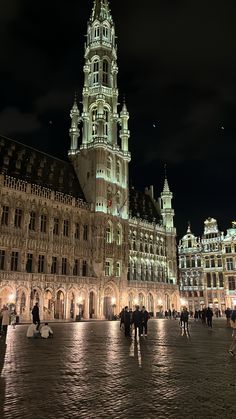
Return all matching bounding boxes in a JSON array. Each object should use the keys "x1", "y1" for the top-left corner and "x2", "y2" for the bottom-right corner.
[{"x1": 0, "y1": 339, "x2": 7, "y2": 418}]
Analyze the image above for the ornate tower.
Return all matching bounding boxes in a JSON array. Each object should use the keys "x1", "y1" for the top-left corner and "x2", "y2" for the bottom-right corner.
[
  {"x1": 160, "y1": 176, "x2": 174, "y2": 229},
  {"x1": 68, "y1": 0, "x2": 131, "y2": 219}
]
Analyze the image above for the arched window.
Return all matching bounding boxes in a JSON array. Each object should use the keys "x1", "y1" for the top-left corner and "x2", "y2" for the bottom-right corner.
[
  {"x1": 92, "y1": 108, "x2": 98, "y2": 137},
  {"x1": 102, "y1": 59, "x2": 109, "y2": 86},
  {"x1": 116, "y1": 191, "x2": 121, "y2": 207},
  {"x1": 107, "y1": 157, "x2": 112, "y2": 178},
  {"x1": 102, "y1": 25, "x2": 108, "y2": 40},
  {"x1": 116, "y1": 160, "x2": 120, "y2": 182},
  {"x1": 116, "y1": 225, "x2": 122, "y2": 245},
  {"x1": 94, "y1": 26, "x2": 100, "y2": 39},
  {"x1": 92, "y1": 59, "x2": 99, "y2": 85},
  {"x1": 103, "y1": 108, "x2": 109, "y2": 136},
  {"x1": 106, "y1": 222, "x2": 112, "y2": 243}
]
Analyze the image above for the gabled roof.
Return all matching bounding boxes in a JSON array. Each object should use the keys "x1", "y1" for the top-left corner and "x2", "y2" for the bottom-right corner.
[
  {"x1": 0, "y1": 135, "x2": 85, "y2": 200},
  {"x1": 129, "y1": 187, "x2": 161, "y2": 224}
]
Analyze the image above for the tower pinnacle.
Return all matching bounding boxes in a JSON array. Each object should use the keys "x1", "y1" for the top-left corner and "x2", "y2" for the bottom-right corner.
[{"x1": 91, "y1": 0, "x2": 112, "y2": 22}]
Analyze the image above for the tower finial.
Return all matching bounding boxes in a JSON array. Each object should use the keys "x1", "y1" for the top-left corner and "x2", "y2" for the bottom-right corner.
[{"x1": 187, "y1": 221, "x2": 191, "y2": 233}]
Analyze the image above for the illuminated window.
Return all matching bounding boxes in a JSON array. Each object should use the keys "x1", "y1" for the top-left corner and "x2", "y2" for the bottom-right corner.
[
  {"x1": 106, "y1": 223, "x2": 112, "y2": 243},
  {"x1": 102, "y1": 26, "x2": 108, "y2": 39},
  {"x1": 92, "y1": 108, "x2": 98, "y2": 136},
  {"x1": 105, "y1": 260, "x2": 112, "y2": 276},
  {"x1": 94, "y1": 26, "x2": 100, "y2": 39},
  {"x1": 116, "y1": 225, "x2": 122, "y2": 245},
  {"x1": 115, "y1": 262, "x2": 121, "y2": 277},
  {"x1": 226, "y1": 258, "x2": 234, "y2": 271},
  {"x1": 103, "y1": 108, "x2": 109, "y2": 136}
]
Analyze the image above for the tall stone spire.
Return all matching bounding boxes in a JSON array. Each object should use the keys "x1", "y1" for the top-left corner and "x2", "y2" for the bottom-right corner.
[
  {"x1": 91, "y1": 0, "x2": 112, "y2": 22},
  {"x1": 69, "y1": 93, "x2": 81, "y2": 152},
  {"x1": 68, "y1": 0, "x2": 130, "y2": 219},
  {"x1": 160, "y1": 170, "x2": 174, "y2": 229}
]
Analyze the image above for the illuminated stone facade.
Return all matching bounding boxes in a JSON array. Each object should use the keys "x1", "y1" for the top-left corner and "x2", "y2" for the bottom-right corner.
[
  {"x1": 0, "y1": 0, "x2": 179, "y2": 320},
  {"x1": 178, "y1": 218, "x2": 236, "y2": 312}
]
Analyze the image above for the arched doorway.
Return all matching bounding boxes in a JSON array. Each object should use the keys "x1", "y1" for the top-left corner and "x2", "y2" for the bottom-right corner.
[
  {"x1": 103, "y1": 287, "x2": 114, "y2": 320},
  {"x1": 148, "y1": 293, "x2": 154, "y2": 315},
  {"x1": 139, "y1": 293, "x2": 145, "y2": 308},
  {"x1": 44, "y1": 290, "x2": 53, "y2": 320},
  {"x1": 69, "y1": 292, "x2": 75, "y2": 319},
  {"x1": 55, "y1": 290, "x2": 65, "y2": 320},
  {"x1": 165, "y1": 294, "x2": 170, "y2": 310},
  {"x1": 89, "y1": 291, "x2": 95, "y2": 319}
]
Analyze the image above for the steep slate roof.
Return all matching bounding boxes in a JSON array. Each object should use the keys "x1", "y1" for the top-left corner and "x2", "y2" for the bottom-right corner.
[
  {"x1": 129, "y1": 187, "x2": 162, "y2": 224},
  {"x1": 0, "y1": 135, "x2": 85, "y2": 200}
]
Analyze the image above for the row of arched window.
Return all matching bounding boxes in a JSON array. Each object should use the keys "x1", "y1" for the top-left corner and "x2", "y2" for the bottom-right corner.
[
  {"x1": 105, "y1": 222, "x2": 122, "y2": 244},
  {"x1": 92, "y1": 58, "x2": 109, "y2": 87},
  {"x1": 128, "y1": 262, "x2": 166, "y2": 282}
]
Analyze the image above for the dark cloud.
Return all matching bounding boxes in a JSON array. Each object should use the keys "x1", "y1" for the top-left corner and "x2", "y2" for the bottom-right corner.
[{"x1": 0, "y1": 107, "x2": 41, "y2": 135}]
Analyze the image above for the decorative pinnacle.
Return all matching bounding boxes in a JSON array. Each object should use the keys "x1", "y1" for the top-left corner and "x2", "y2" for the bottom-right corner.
[{"x1": 187, "y1": 222, "x2": 191, "y2": 233}]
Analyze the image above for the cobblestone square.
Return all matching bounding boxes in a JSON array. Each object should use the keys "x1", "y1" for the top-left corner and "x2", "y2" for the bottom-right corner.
[{"x1": 0, "y1": 319, "x2": 235, "y2": 419}]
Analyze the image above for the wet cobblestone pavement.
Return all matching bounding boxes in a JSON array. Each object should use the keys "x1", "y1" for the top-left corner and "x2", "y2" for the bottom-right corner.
[{"x1": 0, "y1": 319, "x2": 236, "y2": 419}]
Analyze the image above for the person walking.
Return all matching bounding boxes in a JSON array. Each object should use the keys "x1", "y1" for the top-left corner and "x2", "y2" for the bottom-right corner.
[
  {"x1": 132, "y1": 305, "x2": 142, "y2": 338},
  {"x1": 124, "y1": 306, "x2": 131, "y2": 337},
  {"x1": 228, "y1": 306, "x2": 236, "y2": 356},
  {"x1": 32, "y1": 302, "x2": 40, "y2": 330},
  {"x1": 141, "y1": 306, "x2": 150, "y2": 336},
  {"x1": 225, "y1": 307, "x2": 232, "y2": 327},
  {"x1": 1, "y1": 305, "x2": 10, "y2": 338},
  {"x1": 206, "y1": 307, "x2": 213, "y2": 328},
  {"x1": 180, "y1": 308, "x2": 189, "y2": 331}
]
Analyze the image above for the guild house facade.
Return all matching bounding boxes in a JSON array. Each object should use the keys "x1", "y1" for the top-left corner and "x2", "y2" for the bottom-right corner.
[
  {"x1": 179, "y1": 218, "x2": 236, "y2": 312},
  {"x1": 0, "y1": 0, "x2": 179, "y2": 321}
]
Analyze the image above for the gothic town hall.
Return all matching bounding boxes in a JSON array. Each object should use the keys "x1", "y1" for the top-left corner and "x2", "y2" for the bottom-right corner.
[{"x1": 0, "y1": 1, "x2": 179, "y2": 321}]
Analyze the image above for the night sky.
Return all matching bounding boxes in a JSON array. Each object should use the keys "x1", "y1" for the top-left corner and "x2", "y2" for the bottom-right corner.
[{"x1": 0, "y1": 0, "x2": 235, "y2": 239}]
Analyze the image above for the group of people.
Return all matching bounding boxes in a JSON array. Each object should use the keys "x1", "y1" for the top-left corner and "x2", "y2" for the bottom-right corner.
[
  {"x1": 120, "y1": 305, "x2": 150, "y2": 338},
  {"x1": 27, "y1": 302, "x2": 53, "y2": 339}
]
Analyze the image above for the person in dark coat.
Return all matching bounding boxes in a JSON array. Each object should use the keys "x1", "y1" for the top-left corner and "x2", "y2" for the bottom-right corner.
[
  {"x1": 206, "y1": 307, "x2": 213, "y2": 328},
  {"x1": 132, "y1": 306, "x2": 142, "y2": 338},
  {"x1": 201, "y1": 308, "x2": 206, "y2": 325},
  {"x1": 32, "y1": 302, "x2": 40, "y2": 330},
  {"x1": 180, "y1": 308, "x2": 189, "y2": 331},
  {"x1": 225, "y1": 307, "x2": 232, "y2": 327},
  {"x1": 124, "y1": 306, "x2": 131, "y2": 337},
  {"x1": 141, "y1": 306, "x2": 150, "y2": 336}
]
